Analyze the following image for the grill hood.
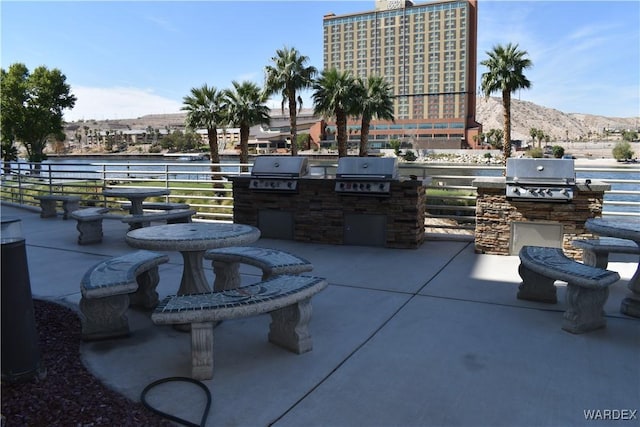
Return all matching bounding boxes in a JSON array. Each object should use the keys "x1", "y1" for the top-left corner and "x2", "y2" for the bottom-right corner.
[
  {"x1": 506, "y1": 158, "x2": 575, "y2": 185},
  {"x1": 251, "y1": 156, "x2": 309, "y2": 177},
  {"x1": 336, "y1": 157, "x2": 399, "y2": 180}
]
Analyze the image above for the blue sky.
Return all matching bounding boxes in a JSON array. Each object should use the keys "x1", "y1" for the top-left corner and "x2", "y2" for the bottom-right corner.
[{"x1": 2, "y1": 0, "x2": 638, "y2": 121}]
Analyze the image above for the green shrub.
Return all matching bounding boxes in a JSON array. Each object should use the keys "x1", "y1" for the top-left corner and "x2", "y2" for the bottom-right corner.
[
  {"x1": 612, "y1": 141, "x2": 634, "y2": 160},
  {"x1": 552, "y1": 145, "x2": 565, "y2": 158},
  {"x1": 527, "y1": 147, "x2": 543, "y2": 158},
  {"x1": 404, "y1": 150, "x2": 417, "y2": 161}
]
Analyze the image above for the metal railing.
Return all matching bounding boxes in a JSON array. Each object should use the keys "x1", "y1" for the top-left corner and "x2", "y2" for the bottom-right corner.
[{"x1": 1, "y1": 160, "x2": 638, "y2": 237}]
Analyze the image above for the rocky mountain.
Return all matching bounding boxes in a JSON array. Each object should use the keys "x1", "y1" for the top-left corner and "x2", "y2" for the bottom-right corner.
[
  {"x1": 67, "y1": 97, "x2": 638, "y2": 143},
  {"x1": 476, "y1": 97, "x2": 638, "y2": 142}
]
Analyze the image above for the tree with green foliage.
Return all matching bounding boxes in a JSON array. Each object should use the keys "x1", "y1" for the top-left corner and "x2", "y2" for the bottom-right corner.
[
  {"x1": 612, "y1": 141, "x2": 634, "y2": 161},
  {"x1": 529, "y1": 127, "x2": 538, "y2": 147},
  {"x1": 312, "y1": 68, "x2": 359, "y2": 158},
  {"x1": 296, "y1": 133, "x2": 311, "y2": 151},
  {"x1": 160, "y1": 130, "x2": 199, "y2": 152},
  {"x1": 1, "y1": 63, "x2": 76, "y2": 171},
  {"x1": 480, "y1": 43, "x2": 532, "y2": 162},
  {"x1": 552, "y1": 145, "x2": 565, "y2": 158},
  {"x1": 182, "y1": 84, "x2": 226, "y2": 178},
  {"x1": 354, "y1": 75, "x2": 395, "y2": 157},
  {"x1": 622, "y1": 130, "x2": 638, "y2": 142},
  {"x1": 485, "y1": 128, "x2": 504, "y2": 149},
  {"x1": 264, "y1": 46, "x2": 317, "y2": 156},
  {"x1": 389, "y1": 139, "x2": 401, "y2": 156},
  {"x1": 225, "y1": 81, "x2": 270, "y2": 172},
  {"x1": 1, "y1": 141, "x2": 18, "y2": 175}
]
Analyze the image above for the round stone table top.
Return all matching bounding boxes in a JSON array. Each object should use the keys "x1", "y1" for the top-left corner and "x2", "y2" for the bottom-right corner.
[{"x1": 126, "y1": 222, "x2": 261, "y2": 252}]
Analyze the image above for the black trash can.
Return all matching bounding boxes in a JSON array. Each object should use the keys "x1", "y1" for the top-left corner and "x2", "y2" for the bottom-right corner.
[{"x1": 1, "y1": 236, "x2": 45, "y2": 382}]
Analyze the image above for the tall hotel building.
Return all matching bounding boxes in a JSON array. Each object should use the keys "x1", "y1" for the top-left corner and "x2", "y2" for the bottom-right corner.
[{"x1": 322, "y1": 0, "x2": 482, "y2": 150}]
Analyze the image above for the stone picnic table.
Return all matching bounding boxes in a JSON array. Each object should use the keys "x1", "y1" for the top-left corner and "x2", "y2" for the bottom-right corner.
[
  {"x1": 125, "y1": 223, "x2": 261, "y2": 295},
  {"x1": 586, "y1": 217, "x2": 640, "y2": 318},
  {"x1": 102, "y1": 187, "x2": 170, "y2": 215}
]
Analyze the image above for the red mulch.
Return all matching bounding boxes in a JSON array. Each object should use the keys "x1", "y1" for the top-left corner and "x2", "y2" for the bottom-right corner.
[{"x1": 1, "y1": 299, "x2": 172, "y2": 426}]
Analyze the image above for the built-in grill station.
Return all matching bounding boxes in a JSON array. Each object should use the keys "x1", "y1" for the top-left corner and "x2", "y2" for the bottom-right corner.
[
  {"x1": 335, "y1": 157, "x2": 399, "y2": 195},
  {"x1": 473, "y1": 158, "x2": 610, "y2": 257},
  {"x1": 231, "y1": 156, "x2": 426, "y2": 248},
  {"x1": 249, "y1": 156, "x2": 309, "y2": 192},
  {"x1": 505, "y1": 158, "x2": 576, "y2": 202}
]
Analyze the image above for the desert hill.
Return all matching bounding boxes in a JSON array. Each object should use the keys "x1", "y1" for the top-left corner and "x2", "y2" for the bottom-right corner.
[
  {"x1": 68, "y1": 97, "x2": 638, "y2": 143},
  {"x1": 475, "y1": 97, "x2": 638, "y2": 142}
]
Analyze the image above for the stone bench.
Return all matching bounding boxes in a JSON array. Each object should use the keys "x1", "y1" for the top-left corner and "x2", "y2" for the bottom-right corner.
[
  {"x1": 34, "y1": 194, "x2": 81, "y2": 219},
  {"x1": 571, "y1": 237, "x2": 640, "y2": 268},
  {"x1": 203, "y1": 246, "x2": 314, "y2": 291},
  {"x1": 151, "y1": 274, "x2": 328, "y2": 380},
  {"x1": 121, "y1": 202, "x2": 190, "y2": 212},
  {"x1": 80, "y1": 250, "x2": 170, "y2": 340},
  {"x1": 517, "y1": 246, "x2": 621, "y2": 334},
  {"x1": 70, "y1": 207, "x2": 110, "y2": 245},
  {"x1": 121, "y1": 208, "x2": 196, "y2": 230}
]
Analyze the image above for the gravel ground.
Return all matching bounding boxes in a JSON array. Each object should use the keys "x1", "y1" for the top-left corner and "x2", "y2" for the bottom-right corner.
[{"x1": 1, "y1": 299, "x2": 173, "y2": 426}]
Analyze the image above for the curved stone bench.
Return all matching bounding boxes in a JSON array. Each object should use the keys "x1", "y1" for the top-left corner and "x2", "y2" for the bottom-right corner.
[
  {"x1": 518, "y1": 246, "x2": 620, "y2": 334},
  {"x1": 121, "y1": 201, "x2": 190, "y2": 212},
  {"x1": 70, "y1": 207, "x2": 110, "y2": 244},
  {"x1": 80, "y1": 250, "x2": 169, "y2": 340},
  {"x1": 571, "y1": 237, "x2": 640, "y2": 268},
  {"x1": 203, "y1": 246, "x2": 313, "y2": 291},
  {"x1": 152, "y1": 275, "x2": 328, "y2": 380},
  {"x1": 121, "y1": 208, "x2": 195, "y2": 230},
  {"x1": 34, "y1": 194, "x2": 81, "y2": 219}
]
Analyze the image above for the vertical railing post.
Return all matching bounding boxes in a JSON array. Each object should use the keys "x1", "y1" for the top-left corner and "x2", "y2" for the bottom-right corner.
[
  {"x1": 47, "y1": 164, "x2": 53, "y2": 194},
  {"x1": 17, "y1": 164, "x2": 24, "y2": 205},
  {"x1": 164, "y1": 164, "x2": 170, "y2": 202}
]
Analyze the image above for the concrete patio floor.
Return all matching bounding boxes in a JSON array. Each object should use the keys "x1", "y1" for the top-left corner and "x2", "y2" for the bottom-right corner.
[{"x1": 2, "y1": 203, "x2": 639, "y2": 426}]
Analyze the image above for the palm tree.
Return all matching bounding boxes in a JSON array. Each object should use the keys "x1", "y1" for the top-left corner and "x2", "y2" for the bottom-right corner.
[
  {"x1": 355, "y1": 75, "x2": 395, "y2": 157},
  {"x1": 264, "y1": 46, "x2": 317, "y2": 156},
  {"x1": 480, "y1": 43, "x2": 532, "y2": 162},
  {"x1": 182, "y1": 84, "x2": 226, "y2": 179},
  {"x1": 312, "y1": 68, "x2": 359, "y2": 158},
  {"x1": 224, "y1": 81, "x2": 271, "y2": 172}
]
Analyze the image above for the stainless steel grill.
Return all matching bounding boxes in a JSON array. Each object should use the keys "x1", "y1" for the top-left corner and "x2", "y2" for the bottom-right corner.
[
  {"x1": 250, "y1": 156, "x2": 309, "y2": 192},
  {"x1": 335, "y1": 157, "x2": 399, "y2": 195},
  {"x1": 505, "y1": 158, "x2": 576, "y2": 201}
]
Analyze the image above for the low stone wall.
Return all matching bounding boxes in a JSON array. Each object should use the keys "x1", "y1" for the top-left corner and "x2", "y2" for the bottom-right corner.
[
  {"x1": 473, "y1": 178, "x2": 610, "y2": 259},
  {"x1": 231, "y1": 177, "x2": 426, "y2": 249}
]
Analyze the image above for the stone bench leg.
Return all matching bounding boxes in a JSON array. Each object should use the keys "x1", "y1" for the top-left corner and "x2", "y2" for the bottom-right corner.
[
  {"x1": 562, "y1": 285, "x2": 609, "y2": 334},
  {"x1": 39, "y1": 199, "x2": 58, "y2": 218},
  {"x1": 268, "y1": 298, "x2": 313, "y2": 354},
  {"x1": 129, "y1": 266, "x2": 161, "y2": 309},
  {"x1": 581, "y1": 250, "x2": 608, "y2": 269},
  {"x1": 76, "y1": 219, "x2": 104, "y2": 245},
  {"x1": 190, "y1": 322, "x2": 214, "y2": 380},
  {"x1": 129, "y1": 221, "x2": 150, "y2": 231},
  {"x1": 79, "y1": 294, "x2": 130, "y2": 340},
  {"x1": 62, "y1": 200, "x2": 80, "y2": 219},
  {"x1": 212, "y1": 261, "x2": 242, "y2": 292},
  {"x1": 168, "y1": 216, "x2": 192, "y2": 224},
  {"x1": 517, "y1": 265, "x2": 558, "y2": 304}
]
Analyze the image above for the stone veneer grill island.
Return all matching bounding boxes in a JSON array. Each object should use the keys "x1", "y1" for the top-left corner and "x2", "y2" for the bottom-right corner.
[{"x1": 472, "y1": 177, "x2": 610, "y2": 259}]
